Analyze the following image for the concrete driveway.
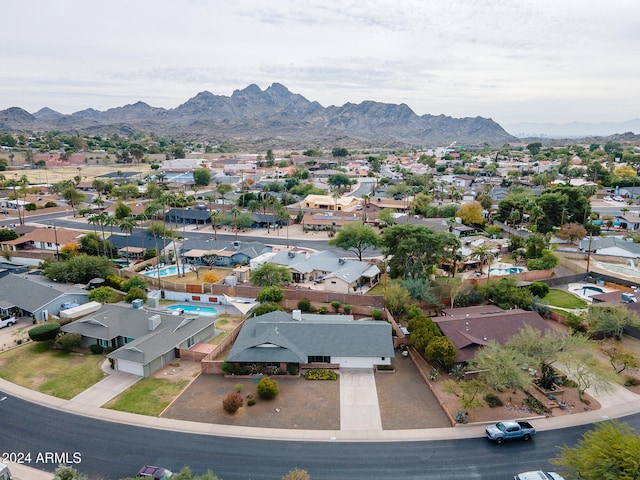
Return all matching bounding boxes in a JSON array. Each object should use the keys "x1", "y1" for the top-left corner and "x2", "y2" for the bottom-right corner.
[
  {"x1": 339, "y1": 368, "x2": 382, "y2": 431},
  {"x1": 0, "y1": 316, "x2": 31, "y2": 351}
]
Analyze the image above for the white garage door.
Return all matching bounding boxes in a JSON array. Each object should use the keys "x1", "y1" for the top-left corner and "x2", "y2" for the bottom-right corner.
[
  {"x1": 335, "y1": 357, "x2": 375, "y2": 369},
  {"x1": 116, "y1": 359, "x2": 144, "y2": 376}
]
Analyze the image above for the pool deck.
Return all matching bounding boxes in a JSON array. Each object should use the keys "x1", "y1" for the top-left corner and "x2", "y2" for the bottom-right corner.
[{"x1": 566, "y1": 282, "x2": 619, "y2": 302}]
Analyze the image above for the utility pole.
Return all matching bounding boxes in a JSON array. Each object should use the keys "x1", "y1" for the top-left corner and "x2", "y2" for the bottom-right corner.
[{"x1": 586, "y1": 229, "x2": 594, "y2": 273}]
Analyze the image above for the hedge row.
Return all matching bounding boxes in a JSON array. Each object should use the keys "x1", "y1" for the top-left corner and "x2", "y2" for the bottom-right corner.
[{"x1": 304, "y1": 369, "x2": 337, "y2": 381}]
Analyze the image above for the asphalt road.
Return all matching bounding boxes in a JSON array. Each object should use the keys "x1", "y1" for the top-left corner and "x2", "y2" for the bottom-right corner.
[{"x1": 2, "y1": 390, "x2": 639, "y2": 480}]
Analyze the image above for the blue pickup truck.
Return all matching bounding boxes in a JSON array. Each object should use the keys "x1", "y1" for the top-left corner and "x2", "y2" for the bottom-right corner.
[{"x1": 485, "y1": 420, "x2": 536, "y2": 444}]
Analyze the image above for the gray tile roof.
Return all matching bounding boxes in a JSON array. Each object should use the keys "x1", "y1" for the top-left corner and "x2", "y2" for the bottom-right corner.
[
  {"x1": 0, "y1": 273, "x2": 87, "y2": 313},
  {"x1": 228, "y1": 310, "x2": 394, "y2": 363},
  {"x1": 270, "y1": 250, "x2": 378, "y2": 280},
  {"x1": 62, "y1": 304, "x2": 216, "y2": 365}
]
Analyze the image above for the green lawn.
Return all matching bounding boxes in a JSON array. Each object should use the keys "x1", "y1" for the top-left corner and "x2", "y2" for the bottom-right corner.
[
  {"x1": 104, "y1": 377, "x2": 188, "y2": 416},
  {"x1": 544, "y1": 289, "x2": 587, "y2": 309},
  {"x1": 0, "y1": 341, "x2": 105, "y2": 399}
]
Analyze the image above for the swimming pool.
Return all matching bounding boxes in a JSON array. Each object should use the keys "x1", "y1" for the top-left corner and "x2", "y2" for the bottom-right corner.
[
  {"x1": 573, "y1": 285, "x2": 605, "y2": 298},
  {"x1": 167, "y1": 304, "x2": 219, "y2": 316},
  {"x1": 144, "y1": 265, "x2": 180, "y2": 278},
  {"x1": 598, "y1": 262, "x2": 640, "y2": 278},
  {"x1": 489, "y1": 267, "x2": 525, "y2": 276}
]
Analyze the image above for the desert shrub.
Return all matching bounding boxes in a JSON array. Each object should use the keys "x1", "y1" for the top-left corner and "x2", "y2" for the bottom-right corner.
[
  {"x1": 247, "y1": 398, "x2": 256, "y2": 406},
  {"x1": 44, "y1": 201, "x2": 57, "y2": 208},
  {"x1": 484, "y1": 393, "x2": 503, "y2": 408},
  {"x1": 203, "y1": 271, "x2": 220, "y2": 283},
  {"x1": 25, "y1": 202, "x2": 37, "y2": 211},
  {"x1": 125, "y1": 287, "x2": 147, "y2": 303},
  {"x1": 331, "y1": 301, "x2": 341, "y2": 312},
  {"x1": 121, "y1": 276, "x2": 147, "y2": 292},
  {"x1": 527, "y1": 281, "x2": 550, "y2": 298},
  {"x1": 377, "y1": 364, "x2": 395, "y2": 371},
  {"x1": 287, "y1": 363, "x2": 299, "y2": 375},
  {"x1": 523, "y1": 395, "x2": 548, "y2": 415},
  {"x1": 89, "y1": 344, "x2": 104, "y2": 354},
  {"x1": 256, "y1": 377, "x2": 280, "y2": 399},
  {"x1": 222, "y1": 392, "x2": 243, "y2": 413},
  {"x1": 28, "y1": 322, "x2": 61, "y2": 342},
  {"x1": 372, "y1": 309, "x2": 383, "y2": 320},
  {"x1": 105, "y1": 274, "x2": 125, "y2": 289},
  {"x1": 564, "y1": 312, "x2": 585, "y2": 333},
  {"x1": 88, "y1": 286, "x2": 114, "y2": 303},
  {"x1": 449, "y1": 364, "x2": 467, "y2": 381},
  {"x1": 343, "y1": 304, "x2": 352, "y2": 314},
  {"x1": 318, "y1": 306, "x2": 327, "y2": 314},
  {"x1": 304, "y1": 369, "x2": 338, "y2": 381},
  {"x1": 56, "y1": 333, "x2": 82, "y2": 352},
  {"x1": 624, "y1": 376, "x2": 640, "y2": 386},
  {"x1": 251, "y1": 302, "x2": 283, "y2": 316},
  {"x1": 282, "y1": 468, "x2": 311, "y2": 480},
  {"x1": 234, "y1": 383, "x2": 243, "y2": 393},
  {"x1": 297, "y1": 298, "x2": 311, "y2": 311}
]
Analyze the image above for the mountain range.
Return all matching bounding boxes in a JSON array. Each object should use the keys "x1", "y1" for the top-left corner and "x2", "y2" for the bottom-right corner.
[
  {"x1": 0, "y1": 83, "x2": 517, "y2": 149},
  {"x1": 1, "y1": 83, "x2": 638, "y2": 148}
]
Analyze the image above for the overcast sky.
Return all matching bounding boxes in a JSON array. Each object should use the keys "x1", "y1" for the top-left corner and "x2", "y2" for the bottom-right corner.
[{"x1": 2, "y1": 0, "x2": 639, "y2": 126}]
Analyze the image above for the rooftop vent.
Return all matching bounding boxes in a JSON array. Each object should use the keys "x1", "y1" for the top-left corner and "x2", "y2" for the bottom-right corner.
[
  {"x1": 149, "y1": 314, "x2": 161, "y2": 330},
  {"x1": 622, "y1": 292, "x2": 637, "y2": 304},
  {"x1": 292, "y1": 310, "x2": 302, "y2": 321}
]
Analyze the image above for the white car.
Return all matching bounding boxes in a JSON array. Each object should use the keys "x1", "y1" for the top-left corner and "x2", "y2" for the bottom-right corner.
[{"x1": 514, "y1": 472, "x2": 564, "y2": 480}]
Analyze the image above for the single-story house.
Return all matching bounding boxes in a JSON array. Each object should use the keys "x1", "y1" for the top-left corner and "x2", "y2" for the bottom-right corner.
[
  {"x1": 165, "y1": 208, "x2": 212, "y2": 226},
  {"x1": 0, "y1": 227, "x2": 83, "y2": 254},
  {"x1": 301, "y1": 212, "x2": 364, "y2": 231},
  {"x1": 0, "y1": 273, "x2": 89, "y2": 321},
  {"x1": 579, "y1": 236, "x2": 640, "y2": 258},
  {"x1": 302, "y1": 194, "x2": 360, "y2": 211},
  {"x1": 227, "y1": 310, "x2": 394, "y2": 369},
  {"x1": 62, "y1": 304, "x2": 219, "y2": 377},
  {"x1": 268, "y1": 250, "x2": 381, "y2": 293},
  {"x1": 435, "y1": 306, "x2": 552, "y2": 363}
]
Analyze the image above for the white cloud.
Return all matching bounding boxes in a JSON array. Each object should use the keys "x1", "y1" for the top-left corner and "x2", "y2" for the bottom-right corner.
[{"x1": 1, "y1": 0, "x2": 639, "y2": 125}]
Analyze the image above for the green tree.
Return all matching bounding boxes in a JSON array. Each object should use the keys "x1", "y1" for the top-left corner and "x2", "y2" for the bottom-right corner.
[
  {"x1": 552, "y1": 421, "x2": 640, "y2": 480},
  {"x1": 115, "y1": 202, "x2": 132, "y2": 219},
  {"x1": 471, "y1": 341, "x2": 530, "y2": 392},
  {"x1": 61, "y1": 184, "x2": 86, "y2": 217},
  {"x1": 327, "y1": 222, "x2": 379, "y2": 261},
  {"x1": 331, "y1": 147, "x2": 349, "y2": 157},
  {"x1": 88, "y1": 286, "x2": 114, "y2": 303},
  {"x1": 0, "y1": 228, "x2": 18, "y2": 242},
  {"x1": 457, "y1": 201, "x2": 485, "y2": 226},
  {"x1": 377, "y1": 208, "x2": 397, "y2": 226},
  {"x1": 556, "y1": 222, "x2": 587, "y2": 245},
  {"x1": 193, "y1": 168, "x2": 211, "y2": 186},
  {"x1": 441, "y1": 379, "x2": 488, "y2": 413},
  {"x1": 256, "y1": 286, "x2": 284, "y2": 303},
  {"x1": 380, "y1": 224, "x2": 456, "y2": 279},
  {"x1": 424, "y1": 336, "x2": 457, "y2": 368},
  {"x1": 327, "y1": 173, "x2": 352, "y2": 192},
  {"x1": 526, "y1": 142, "x2": 542, "y2": 156},
  {"x1": 401, "y1": 277, "x2": 437, "y2": 304},
  {"x1": 384, "y1": 282, "x2": 413, "y2": 319},
  {"x1": 250, "y1": 262, "x2": 292, "y2": 287},
  {"x1": 585, "y1": 304, "x2": 640, "y2": 339}
]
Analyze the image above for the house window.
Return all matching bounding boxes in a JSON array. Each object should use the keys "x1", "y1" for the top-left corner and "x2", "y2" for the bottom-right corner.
[
  {"x1": 192, "y1": 296, "x2": 201, "y2": 301},
  {"x1": 381, "y1": 357, "x2": 385, "y2": 361},
  {"x1": 308, "y1": 356, "x2": 330, "y2": 363},
  {"x1": 98, "y1": 339, "x2": 108, "y2": 348},
  {"x1": 187, "y1": 336, "x2": 195, "y2": 348},
  {"x1": 46, "y1": 242, "x2": 53, "y2": 248}
]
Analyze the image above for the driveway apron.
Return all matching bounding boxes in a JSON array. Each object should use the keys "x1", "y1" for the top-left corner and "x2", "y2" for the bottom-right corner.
[{"x1": 339, "y1": 368, "x2": 382, "y2": 431}]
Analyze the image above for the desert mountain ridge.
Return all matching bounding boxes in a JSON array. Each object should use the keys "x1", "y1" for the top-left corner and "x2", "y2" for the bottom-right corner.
[{"x1": 1, "y1": 83, "x2": 638, "y2": 149}]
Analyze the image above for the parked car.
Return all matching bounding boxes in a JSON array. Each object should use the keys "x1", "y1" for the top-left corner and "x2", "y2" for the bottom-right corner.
[
  {"x1": 514, "y1": 471, "x2": 564, "y2": 480},
  {"x1": 485, "y1": 420, "x2": 536, "y2": 443},
  {"x1": 137, "y1": 465, "x2": 173, "y2": 479}
]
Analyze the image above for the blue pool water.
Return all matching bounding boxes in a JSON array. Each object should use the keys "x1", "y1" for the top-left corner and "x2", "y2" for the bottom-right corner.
[
  {"x1": 489, "y1": 267, "x2": 525, "y2": 276},
  {"x1": 167, "y1": 304, "x2": 219, "y2": 316},
  {"x1": 144, "y1": 265, "x2": 179, "y2": 278}
]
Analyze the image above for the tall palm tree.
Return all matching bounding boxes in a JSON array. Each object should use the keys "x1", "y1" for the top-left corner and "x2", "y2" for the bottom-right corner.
[
  {"x1": 94, "y1": 212, "x2": 109, "y2": 257},
  {"x1": 118, "y1": 216, "x2": 136, "y2": 262},
  {"x1": 473, "y1": 245, "x2": 495, "y2": 281},
  {"x1": 210, "y1": 210, "x2": 222, "y2": 240}
]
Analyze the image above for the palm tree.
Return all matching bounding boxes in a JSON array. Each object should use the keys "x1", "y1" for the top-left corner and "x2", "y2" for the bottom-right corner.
[
  {"x1": 210, "y1": 210, "x2": 222, "y2": 240},
  {"x1": 94, "y1": 212, "x2": 109, "y2": 257},
  {"x1": 530, "y1": 204, "x2": 544, "y2": 231},
  {"x1": 119, "y1": 217, "x2": 136, "y2": 262},
  {"x1": 473, "y1": 245, "x2": 494, "y2": 278}
]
